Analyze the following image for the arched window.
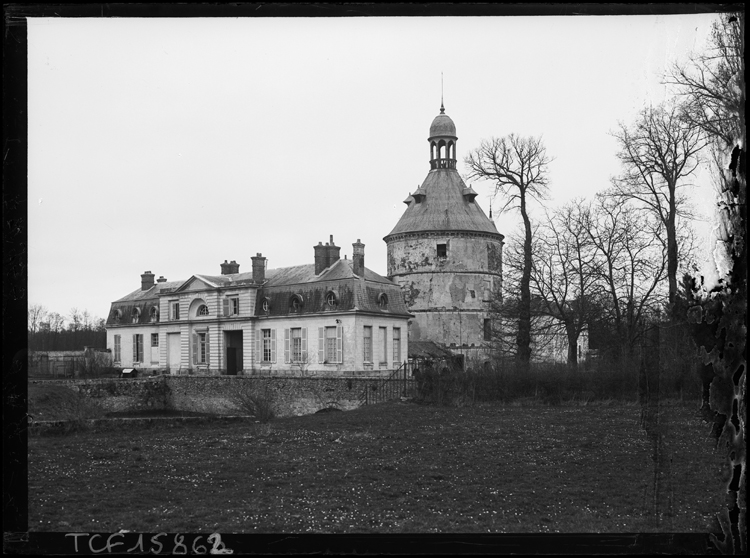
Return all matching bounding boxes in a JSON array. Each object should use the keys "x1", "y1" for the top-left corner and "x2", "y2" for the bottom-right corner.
[
  {"x1": 262, "y1": 298, "x2": 270, "y2": 313},
  {"x1": 326, "y1": 291, "x2": 338, "y2": 309},
  {"x1": 290, "y1": 294, "x2": 303, "y2": 313},
  {"x1": 377, "y1": 293, "x2": 388, "y2": 309},
  {"x1": 113, "y1": 309, "x2": 122, "y2": 324},
  {"x1": 150, "y1": 306, "x2": 159, "y2": 323},
  {"x1": 197, "y1": 304, "x2": 209, "y2": 316},
  {"x1": 131, "y1": 308, "x2": 141, "y2": 323}
]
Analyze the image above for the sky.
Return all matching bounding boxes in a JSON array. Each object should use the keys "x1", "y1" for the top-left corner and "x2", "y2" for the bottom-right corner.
[{"x1": 26, "y1": 12, "x2": 726, "y2": 322}]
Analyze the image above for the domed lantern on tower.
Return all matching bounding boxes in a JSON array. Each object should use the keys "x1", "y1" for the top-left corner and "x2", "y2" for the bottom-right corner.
[{"x1": 428, "y1": 103, "x2": 458, "y2": 170}]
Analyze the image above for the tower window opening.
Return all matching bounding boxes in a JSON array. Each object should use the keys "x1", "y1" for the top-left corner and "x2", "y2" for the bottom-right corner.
[{"x1": 437, "y1": 244, "x2": 447, "y2": 259}]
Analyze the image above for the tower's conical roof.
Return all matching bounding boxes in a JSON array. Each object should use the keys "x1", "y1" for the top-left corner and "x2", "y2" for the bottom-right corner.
[
  {"x1": 385, "y1": 171, "x2": 500, "y2": 237},
  {"x1": 386, "y1": 106, "x2": 500, "y2": 239}
]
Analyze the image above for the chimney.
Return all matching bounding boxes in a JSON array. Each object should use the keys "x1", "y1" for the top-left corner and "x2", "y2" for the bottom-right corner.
[
  {"x1": 251, "y1": 253, "x2": 266, "y2": 284},
  {"x1": 141, "y1": 271, "x2": 155, "y2": 291},
  {"x1": 157, "y1": 276, "x2": 167, "y2": 283},
  {"x1": 314, "y1": 241, "x2": 327, "y2": 275},
  {"x1": 326, "y1": 234, "x2": 341, "y2": 268},
  {"x1": 352, "y1": 239, "x2": 365, "y2": 277},
  {"x1": 221, "y1": 260, "x2": 240, "y2": 275}
]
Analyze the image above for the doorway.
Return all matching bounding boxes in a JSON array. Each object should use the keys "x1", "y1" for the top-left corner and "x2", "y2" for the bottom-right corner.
[{"x1": 224, "y1": 330, "x2": 244, "y2": 375}]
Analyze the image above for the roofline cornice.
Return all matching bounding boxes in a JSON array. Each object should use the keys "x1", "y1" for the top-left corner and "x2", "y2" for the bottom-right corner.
[
  {"x1": 384, "y1": 230, "x2": 505, "y2": 243},
  {"x1": 389, "y1": 270, "x2": 503, "y2": 279}
]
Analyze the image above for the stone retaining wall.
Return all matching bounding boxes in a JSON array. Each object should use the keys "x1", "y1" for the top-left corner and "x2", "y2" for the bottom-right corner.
[{"x1": 30, "y1": 376, "x2": 406, "y2": 418}]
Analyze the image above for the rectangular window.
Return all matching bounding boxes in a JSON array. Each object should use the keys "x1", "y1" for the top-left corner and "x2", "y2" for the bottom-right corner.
[
  {"x1": 363, "y1": 326, "x2": 372, "y2": 363},
  {"x1": 325, "y1": 326, "x2": 337, "y2": 362},
  {"x1": 292, "y1": 328, "x2": 303, "y2": 363},
  {"x1": 133, "y1": 334, "x2": 143, "y2": 363},
  {"x1": 170, "y1": 301, "x2": 180, "y2": 321},
  {"x1": 198, "y1": 332, "x2": 207, "y2": 364},
  {"x1": 224, "y1": 296, "x2": 240, "y2": 316},
  {"x1": 393, "y1": 327, "x2": 401, "y2": 365},
  {"x1": 437, "y1": 243, "x2": 447, "y2": 258},
  {"x1": 262, "y1": 329, "x2": 272, "y2": 362},
  {"x1": 484, "y1": 318, "x2": 492, "y2": 342},
  {"x1": 379, "y1": 327, "x2": 388, "y2": 364},
  {"x1": 151, "y1": 333, "x2": 159, "y2": 347},
  {"x1": 114, "y1": 335, "x2": 121, "y2": 363}
]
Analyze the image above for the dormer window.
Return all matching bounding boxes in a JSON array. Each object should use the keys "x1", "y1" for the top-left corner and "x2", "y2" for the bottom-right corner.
[
  {"x1": 131, "y1": 308, "x2": 141, "y2": 323},
  {"x1": 326, "y1": 292, "x2": 338, "y2": 309},
  {"x1": 262, "y1": 298, "x2": 270, "y2": 313},
  {"x1": 197, "y1": 304, "x2": 209, "y2": 316},
  {"x1": 150, "y1": 306, "x2": 159, "y2": 323},
  {"x1": 113, "y1": 309, "x2": 122, "y2": 324},
  {"x1": 290, "y1": 294, "x2": 303, "y2": 313},
  {"x1": 377, "y1": 293, "x2": 388, "y2": 309}
]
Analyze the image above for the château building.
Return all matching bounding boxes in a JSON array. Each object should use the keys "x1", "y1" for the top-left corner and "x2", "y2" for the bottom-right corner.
[{"x1": 105, "y1": 237, "x2": 412, "y2": 375}]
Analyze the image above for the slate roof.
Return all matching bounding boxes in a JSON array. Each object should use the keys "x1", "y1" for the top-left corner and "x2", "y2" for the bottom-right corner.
[
  {"x1": 409, "y1": 340, "x2": 455, "y2": 360},
  {"x1": 385, "y1": 168, "x2": 502, "y2": 238},
  {"x1": 258, "y1": 259, "x2": 410, "y2": 317},
  {"x1": 108, "y1": 257, "x2": 408, "y2": 325},
  {"x1": 265, "y1": 259, "x2": 392, "y2": 286},
  {"x1": 113, "y1": 281, "x2": 182, "y2": 303}
]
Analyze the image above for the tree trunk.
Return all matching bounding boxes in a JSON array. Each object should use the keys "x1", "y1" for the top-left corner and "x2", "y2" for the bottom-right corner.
[
  {"x1": 566, "y1": 321, "x2": 579, "y2": 366},
  {"x1": 517, "y1": 196, "x2": 532, "y2": 367},
  {"x1": 667, "y1": 188, "x2": 679, "y2": 308}
]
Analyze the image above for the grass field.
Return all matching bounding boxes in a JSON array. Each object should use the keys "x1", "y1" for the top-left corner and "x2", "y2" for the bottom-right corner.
[{"x1": 28, "y1": 399, "x2": 727, "y2": 534}]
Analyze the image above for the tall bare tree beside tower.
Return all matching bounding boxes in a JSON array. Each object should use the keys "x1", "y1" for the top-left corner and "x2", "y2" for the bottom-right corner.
[{"x1": 465, "y1": 134, "x2": 551, "y2": 366}]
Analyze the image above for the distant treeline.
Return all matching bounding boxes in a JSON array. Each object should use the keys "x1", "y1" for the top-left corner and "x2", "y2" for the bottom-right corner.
[{"x1": 28, "y1": 304, "x2": 107, "y2": 351}]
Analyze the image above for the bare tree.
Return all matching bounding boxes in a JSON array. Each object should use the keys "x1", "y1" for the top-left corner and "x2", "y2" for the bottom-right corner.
[
  {"x1": 666, "y1": 12, "x2": 743, "y2": 152},
  {"x1": 48, "y1": 312, "x2": 66, "y2": 333},
  {"x1": 68, "y1": 308, "x2": 82, "y2": 332},
  {"x1": 486, "y1": 232, "x2": 556, "y2": 363},
  {"x1": 465, "y1": 134, "x2": 552, "y2": 365},
  {"x1": 610, "y1": 101, "x2": 705, "y2": 307},
  {"x1": 28, "y1": 304, "x2": 48, "y2": 335},
  {"x1": 529, "y1": 201, "x2": 601, "y2": 366},
  {"x1": 587, "y1": 195, "x2": 669, "y2": 359}
]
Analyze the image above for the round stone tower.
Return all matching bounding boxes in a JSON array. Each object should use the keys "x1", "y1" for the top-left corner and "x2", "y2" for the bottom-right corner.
[{"x1": 384, "y1": 104, "x2": 504, "y2": 365}]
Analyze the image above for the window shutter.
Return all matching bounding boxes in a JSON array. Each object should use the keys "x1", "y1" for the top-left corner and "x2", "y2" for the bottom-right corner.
[
  {"x1": 336, "y1": 326, "x2": 343, "y2": 364},
  {"x1": 301, "y1": 328, "x2": 308, "y2": 362},
  {"x1": 255, "y1": 331, "x2": 260, "y2": 363},
  {"x1": 205, "y1": 333, "x2": 210, "y2": 365},
  {"x1": 192, "y1": 332, "x2": 198, "y2": 365},
  {"x1": 132, "y1": 334, "x2": 137, "y2": 363},
  {"x1": 223, "y1": 298, "x2": 229, "y2": 317},
  {"x1": 284, "y1": 329, "x2": 290, "y2": 363},
  {"x1": 393, "y1": 330, "x2": 399, "y2": 365},
  {"x1": 318, "y1": 328, "x2": 325, "y2": 363},
  {"x1": 271, "y1": 329, "x2": 277, "y2": 363}
]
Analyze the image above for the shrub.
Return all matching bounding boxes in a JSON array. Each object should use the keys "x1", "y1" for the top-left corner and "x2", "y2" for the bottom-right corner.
[{"x1": 231, "y1": 382, "x2": 275, "y2": 422}]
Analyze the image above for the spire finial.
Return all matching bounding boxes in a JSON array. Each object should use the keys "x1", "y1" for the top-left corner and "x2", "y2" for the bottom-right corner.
[{"x1": 440, "y1": 72, "x2": 445, "y2": 114}]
